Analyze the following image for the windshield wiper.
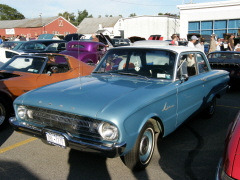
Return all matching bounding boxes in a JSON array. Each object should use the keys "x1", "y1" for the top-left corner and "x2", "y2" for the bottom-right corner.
[
  {"x1": 118, "y1": 72, "x2": 149, "y2": 80},
  {"x1": 92, "y1": 71, "x2": 106, "y2": 73},
  {"x1": 92, "y1": 71, "x2": 114, "y2": 76}
]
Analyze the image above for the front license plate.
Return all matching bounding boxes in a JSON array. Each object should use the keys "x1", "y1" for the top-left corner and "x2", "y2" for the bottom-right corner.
[{"x1": 46, "y1": 132, "x2": 66, "y2": 147}]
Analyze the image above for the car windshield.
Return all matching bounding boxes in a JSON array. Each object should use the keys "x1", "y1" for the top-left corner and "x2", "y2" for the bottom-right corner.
[
  {"x1": 1, "y1": 56, "x2": 46, "y2": 73},
  {"x1": 44, "y1": 42, "x2": 66, "y2": 51},
  {"x1": 19, "y1": 42, "x2": 46, "y2": 50},
  {"x1": 94, "y1": 48, "x2": 176, "y2": 79}
]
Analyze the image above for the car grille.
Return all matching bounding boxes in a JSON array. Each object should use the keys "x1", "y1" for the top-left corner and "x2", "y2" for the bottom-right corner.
[{"x1": 24, "y1": 106, "x2": 102, "y2": 140}]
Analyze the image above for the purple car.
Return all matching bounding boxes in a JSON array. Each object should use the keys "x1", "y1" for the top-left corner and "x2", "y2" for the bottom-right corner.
[{"x1": 60, "y1": 40, "x2": 106, "y2": 64}]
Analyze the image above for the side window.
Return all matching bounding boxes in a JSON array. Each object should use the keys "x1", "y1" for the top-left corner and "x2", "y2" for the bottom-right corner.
[
  {"x1": 196, "y1": 53, "x2": 209, "y2": 73},
  {"x1": 5, "y1": 51, "x2": 18, "y2": 58},
  {"x1": 43, "y1": 55, "x2": 70, "y2": 74},
  {"x1": 98, "y1": 45, "x2": 105, "y2": 51}
]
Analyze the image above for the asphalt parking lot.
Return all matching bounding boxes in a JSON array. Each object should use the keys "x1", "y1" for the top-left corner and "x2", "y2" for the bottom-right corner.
[{"x1": 0, "y1": 87, "x2": 239, "y2": 180}]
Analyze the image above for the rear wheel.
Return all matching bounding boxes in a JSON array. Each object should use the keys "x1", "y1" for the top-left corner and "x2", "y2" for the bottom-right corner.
[
  {"x1": 0, "y1": 97, "x2": 10, "y2": 130},
  {"x1": 202, "y1": 97, "x2": 216, "y2": 119},
  {"x1": 121, "y1": 121, "x2": 156, "y2": 171}
]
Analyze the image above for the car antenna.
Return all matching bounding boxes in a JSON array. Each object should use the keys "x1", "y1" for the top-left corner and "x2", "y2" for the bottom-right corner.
[{"x1": 78, "y1": 36, "x2": 82, "y2": 89}]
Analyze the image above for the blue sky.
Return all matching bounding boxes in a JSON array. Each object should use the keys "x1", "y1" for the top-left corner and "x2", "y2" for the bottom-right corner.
[{"x1": 1, "y1": 0, "x2": 233, "y2": 19}]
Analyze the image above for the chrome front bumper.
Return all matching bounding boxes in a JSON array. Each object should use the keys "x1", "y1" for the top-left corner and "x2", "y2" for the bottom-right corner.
[{"x1": 9, "y1": 117, "x2": 126, "y2": 158}]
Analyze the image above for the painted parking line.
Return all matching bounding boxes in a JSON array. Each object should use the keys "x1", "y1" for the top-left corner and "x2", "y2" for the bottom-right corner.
[
  {"x1": 0, "y1": 137, "x2": 37, "y2": 154},
  {"x1": 217, "y1": 105, "x2": 240, "y2": 109}
]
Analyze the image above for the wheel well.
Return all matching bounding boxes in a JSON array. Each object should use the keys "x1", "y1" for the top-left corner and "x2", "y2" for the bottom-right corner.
[
  {"x1": 215, "y1": 94, "x2": 220, "y2": 98},
  {"x1": 149, "y1": 117, "x2": 164, "y2": 137}
]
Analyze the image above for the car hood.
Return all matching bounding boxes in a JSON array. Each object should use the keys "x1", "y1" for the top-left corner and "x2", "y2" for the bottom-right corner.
[{"x1": 15, "y1": 75, "x2": 171, "y2": 119}]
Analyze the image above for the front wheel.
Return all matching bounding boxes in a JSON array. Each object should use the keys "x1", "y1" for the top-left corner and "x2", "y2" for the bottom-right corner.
[
  {"x1": 202, "y1": 97, "x2": 216, "y2": 119},
  {"x1": 0, "y1": 97, "x2": 10, "y2": 130},
  {"x1": 121, "y1": 121, "x2": 156, "y2": 171}
]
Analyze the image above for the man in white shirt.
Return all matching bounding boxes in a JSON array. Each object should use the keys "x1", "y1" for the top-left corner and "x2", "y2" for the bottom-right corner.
[{"x1": 187, "y1": 35, "x2": 198, "y2": 47}]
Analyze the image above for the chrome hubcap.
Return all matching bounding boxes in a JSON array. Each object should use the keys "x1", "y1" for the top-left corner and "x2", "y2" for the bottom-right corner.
[
  {"x1": 209, "y1": 101, "x2": 215, "y2": 114},
  {"x1": 140, "y1": 136, "x2": 149, "y2": 156},
  {"x1": 139, "y1": 128, "x2": 154, "y2": 164}
]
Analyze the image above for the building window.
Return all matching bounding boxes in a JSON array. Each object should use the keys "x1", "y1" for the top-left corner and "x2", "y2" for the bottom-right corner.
[
  {"x1": 201, "y1": 21, "x2": 213, "y2": 30},
  {"x1": 189, "y1": 22, "x2": 200, "y2": 31},
  {"x1": 58, "y1": 20, "x2": 63, "y2": 26},
  {"x1": 188, "y1": 19, "x2": 240, "y2": 38}
]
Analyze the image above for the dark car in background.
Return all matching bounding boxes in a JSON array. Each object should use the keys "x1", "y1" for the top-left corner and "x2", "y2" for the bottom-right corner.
[
  {"x1": 16, "y1": 39, "x2": 66, "y2": 53},
  {"x1": 111, "y1": 38, "x2": 130, "y2": 47},
  {"x1": 0, "y1": 41, "x2": 25, "y2": 50},
  {"x1": 208, "y1": 51, "x2": 240, "y2": 87}
]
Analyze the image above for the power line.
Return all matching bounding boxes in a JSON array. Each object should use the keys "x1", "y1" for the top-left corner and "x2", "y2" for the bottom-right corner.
[{"x1": 110, "y1": 0, "x2": 175, "y2": 6}]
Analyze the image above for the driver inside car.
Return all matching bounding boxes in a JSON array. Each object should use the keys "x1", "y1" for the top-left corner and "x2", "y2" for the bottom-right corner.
[{"x1": 46, "y1": 55, "x2": 58, "y2": 73}]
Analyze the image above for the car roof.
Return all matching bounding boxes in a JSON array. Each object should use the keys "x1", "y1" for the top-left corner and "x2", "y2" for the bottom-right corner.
[
  {"x1": 113, "y1": 42, "x2": 203, "y2": 54},
  {"x1": 24, "y1": 39, "x2": 66, "y2": 43}
]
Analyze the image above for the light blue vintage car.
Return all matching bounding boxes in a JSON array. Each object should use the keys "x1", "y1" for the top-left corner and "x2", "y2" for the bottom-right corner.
[{"x1": 10, "y1": 42, "x2": 229, "y2": 171}]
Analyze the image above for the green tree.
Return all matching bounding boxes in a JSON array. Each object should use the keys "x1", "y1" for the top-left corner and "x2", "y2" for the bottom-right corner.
[
  {"x1": 76, "y1": 9, "x2": 92, "y2": 25},
  {"x1": 129, "y1": 13, "x2": 136, "y2": 17},
  {"x1": 58, "y1": 11, "x2": 75, "y2": 24},
  {"x1": 0, "y1": 4, "x2": 25, "y2": 20}
]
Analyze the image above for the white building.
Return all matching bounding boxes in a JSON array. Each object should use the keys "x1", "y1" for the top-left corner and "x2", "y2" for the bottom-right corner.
[
  {"x1": 177, "y1": 0, "x2": 240, "y2": 39},
  {"x1": 123, "y1": 15, "x2": 179, "y2": 40},
  {"x1": 77, "y1": 17, "x2": 123, "y2": 39}
]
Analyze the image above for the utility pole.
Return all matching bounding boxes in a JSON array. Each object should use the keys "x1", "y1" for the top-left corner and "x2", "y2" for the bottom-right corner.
[{"x1": 39, "y1": 13, "x2": 42, "y2": 34}]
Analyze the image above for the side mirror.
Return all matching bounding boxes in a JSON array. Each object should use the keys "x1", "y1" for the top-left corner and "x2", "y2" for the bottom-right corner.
[{"x1": 180, "y1": 74, "x2": 189, "y2": 83}]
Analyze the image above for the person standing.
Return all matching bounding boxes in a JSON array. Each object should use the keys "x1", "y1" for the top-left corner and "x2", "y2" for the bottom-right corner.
[
  {"x1": 187, "y1": 35, "x2": 198, "y2": 47},
  {"x1": 208, "y1": 35, "x2": 217, "y2": 53},
  {"x1": 91, "y1": 34, "x2": 99, "y2": 42},
  {"x1": 14, "y1": 35, "x2": 20, "y2": 41},
  {"x1": 170, "y1": 34, "x2": 178, "y2": 46},
  {"x1": 195, "y1": 38, "x2": 205, "y2": 52},
  {"x1": 0, "y1": 35, "x2": 2, "y2": 45},
  {"x1": 234, "y1": 43, "x2": 240, "y2": 52},
  {"x1": 228, "y1": 34, "x2": 235, "y2": 51},
  {"x1": 216, "y1": 38, "x2": 223, "y2": 51}
]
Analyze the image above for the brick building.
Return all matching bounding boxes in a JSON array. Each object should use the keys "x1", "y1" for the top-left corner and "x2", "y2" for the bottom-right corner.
[{"x1": 0, "y1": 16, "x2": 77, "y2": 39}]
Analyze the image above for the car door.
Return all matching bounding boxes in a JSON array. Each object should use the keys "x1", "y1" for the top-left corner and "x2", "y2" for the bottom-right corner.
[{"x1": 176, "y1": 52, "x2": 209, "y2": 126}]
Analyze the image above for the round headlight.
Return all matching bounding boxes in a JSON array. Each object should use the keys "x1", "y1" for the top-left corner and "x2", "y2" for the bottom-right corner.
[
  {"x1": 98, "y1": 122, "x2": 118, "y2": 141},
  {"x1": 17, "y1": 106, "x2": 27, "y2": 119},
  {"x1": 27, "y1": 109, "x2": 33, "y2": 119}
]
